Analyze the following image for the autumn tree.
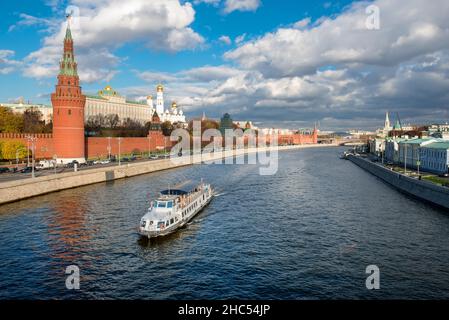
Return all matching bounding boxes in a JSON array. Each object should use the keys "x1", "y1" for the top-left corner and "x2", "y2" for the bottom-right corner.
[
  {"x1": 0, "y1": 107, "x2": 24, "y2": 133},
  {"x1": 1, "y1": 140, "x2": 27, "y2": 161}
]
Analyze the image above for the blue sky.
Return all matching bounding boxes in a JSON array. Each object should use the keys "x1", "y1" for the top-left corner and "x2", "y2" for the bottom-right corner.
[{"x1": 1, "y1": 0, "x2": 449, "y2": 130}]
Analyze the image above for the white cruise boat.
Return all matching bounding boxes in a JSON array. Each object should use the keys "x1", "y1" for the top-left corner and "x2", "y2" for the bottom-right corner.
[{"x1": 139, "y1": 181, "x2": 214, "y2": 239}]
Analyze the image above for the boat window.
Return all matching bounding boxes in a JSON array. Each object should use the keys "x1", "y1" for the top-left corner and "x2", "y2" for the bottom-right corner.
[
  {"x1": 170, "y1": 218, "x2": 174, "y2": 224},
  {"x1": 166, "y1": 220, "x2": 170, "y2": 226},
  {"x1": 167, "y1": 201, "x2": 173, "y2": 208},
  {"x1": 157, "y1": 221, "x2": 165, "y2": 229},
  {"x1": 156, "y1": 201, "x2": 167, "y2": 208}
]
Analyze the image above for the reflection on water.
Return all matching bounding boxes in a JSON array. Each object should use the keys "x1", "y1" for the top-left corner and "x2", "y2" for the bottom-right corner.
[{"x1": 1, "y1": 147, "x2": 449, "y2": 299}]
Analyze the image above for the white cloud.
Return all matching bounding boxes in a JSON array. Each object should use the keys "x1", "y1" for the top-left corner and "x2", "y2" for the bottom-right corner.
[
  {"x1": 218, "y1": 35, "x2": 232, "y2": 45},
  {"x1": 0, "y1": 50, "x2": 22, "y2": 75},
  {"x1": 235, "y1": 33, "x2": 246, "y2": 44},
  {"x1": 225, "y1": 0, "x2": 449, "y2": 77},
  {"x1": 22, "y1": 0, "x2": 204, "y2": 83},
  {"x1": 223, "y1": 0, "x2": 261, "y2": 14},
  {"x1": 292, "y1": 18, "x2": 311, "y2": 29}
]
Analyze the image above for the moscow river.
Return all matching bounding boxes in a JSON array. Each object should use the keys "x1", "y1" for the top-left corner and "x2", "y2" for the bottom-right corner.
[{"x1": 1, "y1": 147, "x2": 449, "y2": 299}]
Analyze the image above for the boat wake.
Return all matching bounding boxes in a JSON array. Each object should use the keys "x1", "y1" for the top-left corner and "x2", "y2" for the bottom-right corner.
[{"x1": 214, "y1": 192, "x2": 226, "y2": 197}]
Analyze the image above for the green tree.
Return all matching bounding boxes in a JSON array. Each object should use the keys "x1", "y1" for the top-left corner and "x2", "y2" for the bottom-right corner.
[
  {"x1": 0, "y1": 106, "x2": 24, "y2": 133},
  {"x1": 23, "y1": 108, "x2": 45, "y2": 133},
  {"x1": 161, "y1": 121, "x2": 174, "y2": 136},
  {"x1": 1, "y1": 140, "x2": 27, "y2": 161}
]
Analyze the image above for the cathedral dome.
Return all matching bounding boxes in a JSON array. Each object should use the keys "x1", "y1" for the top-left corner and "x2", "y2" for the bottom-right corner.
[{"x1": 157, "y1": 84, "x2": 164, "y2": 92}]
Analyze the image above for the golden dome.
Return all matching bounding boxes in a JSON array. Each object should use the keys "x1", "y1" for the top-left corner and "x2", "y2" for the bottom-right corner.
[
  {"x1": 157, "y1": 84, "x2": 164, "y2": 92},
  {"x1": 171, "y1": 101, "x2": 177, "y2": 108},
  {"x1": 147, "y1": 95, "x2": 152, "y2": 99},
  {"x1": 105, "y1": 85, "x2": 112, "y2": 91}
]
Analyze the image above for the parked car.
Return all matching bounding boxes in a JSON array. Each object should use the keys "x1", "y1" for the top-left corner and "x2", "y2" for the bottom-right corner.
[
  {"x1": 130, "y1": 156, "x2": 137, "y2": 161},
  {"x1": 86, "y1": 160, "x2": 95, "y2": 166},
  {"x1": 0, "y1": 167, "x2": 10, "y2": 174},
  {"x1": 121, "y1": 157, "x2": 129, "y2": 162},
  {"x1": 149, "y1": 154, "x2": 158, "y2": 160},
  {"x1": 439, "y1": 173, "x2": 449, "y2": 178},
  {"x1": 66, "y1": 160, "x2": 79, "y2": 168},
  {"x1": 20, "y1": 166, "x2": 35, "y2": 173}
]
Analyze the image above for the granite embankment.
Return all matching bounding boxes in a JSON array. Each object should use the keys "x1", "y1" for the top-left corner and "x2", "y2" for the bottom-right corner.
[
  {"x1": 348, "y1": 155, "x2": 449, "y2": 210},
  {"x1": 0, "y1": 144, "x2": 335, "y2": 205}
]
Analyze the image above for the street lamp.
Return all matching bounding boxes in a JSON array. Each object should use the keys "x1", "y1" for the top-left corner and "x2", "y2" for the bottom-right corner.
[
  {"x1": 404, "y1": 143, "x2": 407, "y2": 175},
  {"x1": 25, "y1": 136, "x2": 37, "y2": 178},
  {"x1": 107, "y1": 137, "x2": 112, "y2": 160},
  {"x1": 118, "y1": 137, "x2": 122, "y2": 166},
  {"x1": 15, "y1": 147, "x2": 26, "y2": 170}
]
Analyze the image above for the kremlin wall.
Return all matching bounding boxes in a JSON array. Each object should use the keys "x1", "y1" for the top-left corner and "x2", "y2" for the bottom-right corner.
[{"x1": 0, "y1": 22, "x2": 317, "y2": 163}]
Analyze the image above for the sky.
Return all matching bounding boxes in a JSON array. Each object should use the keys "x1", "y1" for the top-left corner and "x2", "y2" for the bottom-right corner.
[{"x1": 1, "y1": 0, "x2": 449, "y2": 131}]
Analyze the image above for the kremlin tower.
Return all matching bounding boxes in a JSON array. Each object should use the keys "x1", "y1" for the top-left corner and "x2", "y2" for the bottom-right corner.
[{"x1": 51, "y1": 18, "x2": 86, "y2": 164}]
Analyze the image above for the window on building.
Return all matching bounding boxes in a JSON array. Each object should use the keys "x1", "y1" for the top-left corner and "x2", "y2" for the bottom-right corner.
[{"x1": 68, "y1": 109, "x2": 71, "y2": 115}]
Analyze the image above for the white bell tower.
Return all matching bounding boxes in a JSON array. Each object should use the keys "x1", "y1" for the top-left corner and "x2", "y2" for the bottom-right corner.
[{"x1": 156, "y1": 84, "x2": 164, "y2": 115}]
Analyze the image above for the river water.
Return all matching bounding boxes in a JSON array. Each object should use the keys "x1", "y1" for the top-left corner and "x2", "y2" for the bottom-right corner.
[{"x1": 1, "y1": 147, "x2": 449, "y2": 299}]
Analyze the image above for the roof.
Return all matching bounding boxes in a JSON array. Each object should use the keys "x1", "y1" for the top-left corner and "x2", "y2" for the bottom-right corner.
[
  {"x1": 85, "y1": 94, "x2": 107, "y2": 100},
  {"x1": 398, "y1": 138, "x2": 435, "y2": 144},
  {"x1": 160, "y1": 189, "x2": 188, "y2": 196},
  {"x1": 126, "y1": 99, "x2": 147, "y2": 105},
  {"x1": 422, "y1": 142, "x2": 449, "y2": 150}
]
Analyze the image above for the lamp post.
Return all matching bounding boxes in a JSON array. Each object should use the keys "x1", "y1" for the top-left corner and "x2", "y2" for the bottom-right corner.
[
  {"x1": 404, "y1": 143, "x2": 407, "y2": 175},
  {"x1": 417, "y1": 148, "x2": 421, "y2": 176},
  {"x1": 118, "y1": 137, "x2": 122, "y2": 166},
  {"x1": 107, "y1": 137, "x2": 111, "y2": 160},
  {"x1": 148, "y1": 135, "x2": 151, "y2": 158},
  {"x1": 25, "y1": 136, "x2": 37, "y2": 178},
  {"x1": 26, "y1": 139, "x2": 30, "y2": 167},
  {"x1": 15, "y1": 147, "x2": 26, "y2": 170}
]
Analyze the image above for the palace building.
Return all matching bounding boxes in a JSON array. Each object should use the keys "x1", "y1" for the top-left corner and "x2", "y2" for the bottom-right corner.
[
  {"x1": 0, "y1": 98, "x2": 53, "y2": 124},
  {"x1": 84, "y1": 84, "x2": 187, "y2": 126},
  {"x1": 85, "y1": 85, "x2": 152, "y2": 125}
]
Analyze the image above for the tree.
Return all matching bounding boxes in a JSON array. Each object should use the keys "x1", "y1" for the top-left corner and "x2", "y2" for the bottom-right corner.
[
  {"x1": 1, "y1": 141, "x2": 27, "y2": 161},
  {"x1": 161, "y1": 121, "x2": 174, "y2": 136},
  {"x1": 0, "y1": 106, "x2": 24, "y2": 133},
  {"x1": 105, "y1": 114, "x2": 120, "y2": 129},
  {"x1": 23, "y1": 108, "x2": 45, "y2": 133}
]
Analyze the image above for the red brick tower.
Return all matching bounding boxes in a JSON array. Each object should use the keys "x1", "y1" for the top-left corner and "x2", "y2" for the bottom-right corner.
[
  {"x1": 312, "y1": 123, "x2": 318, "y2": 144},
  {"x1": 51, "y1": 20, "x2": 86, "y2": 164}
]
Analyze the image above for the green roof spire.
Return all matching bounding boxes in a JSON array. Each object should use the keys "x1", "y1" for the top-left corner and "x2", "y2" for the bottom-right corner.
[{"x1": 58, "y1": 16, "x2": 78, "y2": 77}]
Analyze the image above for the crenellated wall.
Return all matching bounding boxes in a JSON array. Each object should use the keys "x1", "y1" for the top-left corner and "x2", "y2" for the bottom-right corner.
[
  {"x1": 0, "y1": 133, "x2": 55, "y2": 159},
  {"x1": 86, "y1": 134, "x2": 168, "y2": 159}
]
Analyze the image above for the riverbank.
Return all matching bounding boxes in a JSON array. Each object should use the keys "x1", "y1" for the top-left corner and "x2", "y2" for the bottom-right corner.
[
  {"x1": 348, "y1": 154, "x2": 449, "y2": 210},
  {"x1": 0, "y1": 144, "x2": 336, "y2": 205}
]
